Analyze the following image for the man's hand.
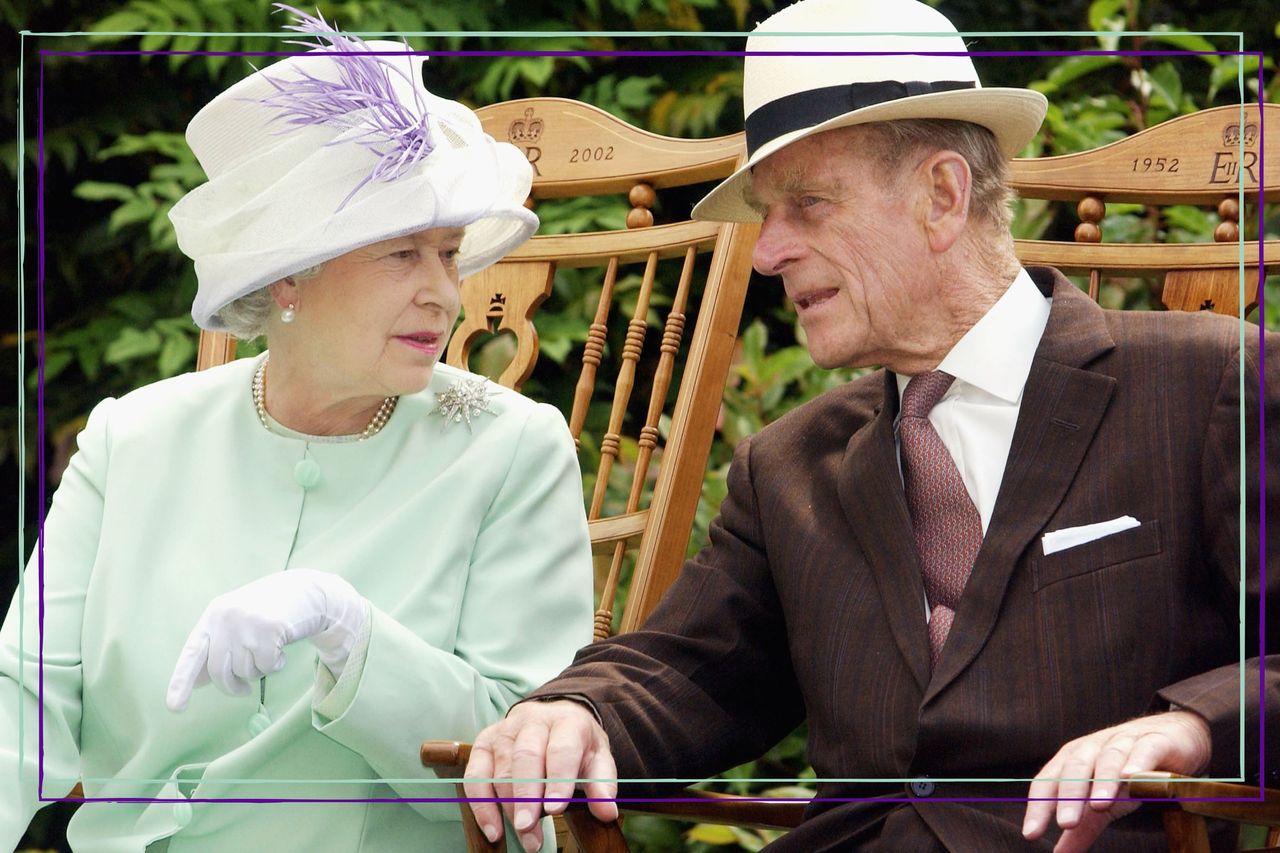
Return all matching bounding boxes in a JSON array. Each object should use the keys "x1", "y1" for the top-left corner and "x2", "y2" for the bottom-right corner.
[
  {"x1": 1022, "y1": 710, "x2": 1212, "y2": 853},
  {"x1": 464, "y1": 699, "x2": 619, "y2": 853}
]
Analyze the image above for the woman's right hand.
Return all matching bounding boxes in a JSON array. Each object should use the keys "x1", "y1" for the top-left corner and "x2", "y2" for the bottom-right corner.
[
  {"x1": 464, "y1": 699, "x2": 619, "y2": 852},
  {"x1": 165, "y1": 569, "x2": 367, "y2": 711}
]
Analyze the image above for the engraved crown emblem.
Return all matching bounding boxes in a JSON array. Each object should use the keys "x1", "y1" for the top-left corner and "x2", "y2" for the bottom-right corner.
[
  {"x1": 509, "y1": 108, "x2": 544, "y2": 144},
  {"x1": 1223, "y1": 122, "x2": 1259, "y2": 147},
  {"x1": 486, "y1": 291, "x2": 507, "y2": 318}
]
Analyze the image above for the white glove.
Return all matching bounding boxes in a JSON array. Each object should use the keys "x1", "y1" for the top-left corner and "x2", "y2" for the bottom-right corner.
[{"x1": 166, "y1": 569, "x2": 367, "y2": 712}]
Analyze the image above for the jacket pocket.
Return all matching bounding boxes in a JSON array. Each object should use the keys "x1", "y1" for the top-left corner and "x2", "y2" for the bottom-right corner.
[{"x1": 1032, "y1": 519, "x2": 1162, "y2": 591}]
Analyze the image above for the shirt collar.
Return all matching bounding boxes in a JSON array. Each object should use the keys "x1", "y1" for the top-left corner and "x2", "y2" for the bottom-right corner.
[{"x1": 895, "y1": 268, "x2": 1051, "y2": 405}]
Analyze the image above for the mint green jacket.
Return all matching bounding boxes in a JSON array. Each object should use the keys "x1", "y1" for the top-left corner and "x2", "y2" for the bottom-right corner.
[{"x1": 1, "y1": 358, "x2": 594, "y2": 851}]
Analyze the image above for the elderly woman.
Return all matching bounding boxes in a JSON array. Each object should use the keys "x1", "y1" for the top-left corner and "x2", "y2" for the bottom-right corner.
[{"x1": 1, "y1": 9, "x2": 592, "y2": 851}]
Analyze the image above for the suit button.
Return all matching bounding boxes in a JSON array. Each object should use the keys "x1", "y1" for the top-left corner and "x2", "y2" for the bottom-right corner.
[
  {"x1": 909, "y1": 778, "x2": 935, "y2": 798},
  {"x1": 293, "y1": 458, "x2": 321, "y2": 489},
  {"x1": 173, "y1": 800, "x2": 193, "y2": 827}
]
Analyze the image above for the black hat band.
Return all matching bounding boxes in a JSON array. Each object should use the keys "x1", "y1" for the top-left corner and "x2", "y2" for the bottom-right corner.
[{"x1": 744, "y1": 80, "x2": 977, "y2": 157}]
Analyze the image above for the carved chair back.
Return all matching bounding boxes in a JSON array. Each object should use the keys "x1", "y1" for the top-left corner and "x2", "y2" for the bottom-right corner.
[
  {"x1": 462, "y1": 98, "x2": 758, "y2": 639},
  {"x1": 1008, "y1": 103, "x2": 1278, "y2": 318}
]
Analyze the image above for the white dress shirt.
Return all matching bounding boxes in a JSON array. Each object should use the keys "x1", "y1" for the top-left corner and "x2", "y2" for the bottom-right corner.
[{"x1": 894, "y1": 268, "x2": 1052, "y2": 534}]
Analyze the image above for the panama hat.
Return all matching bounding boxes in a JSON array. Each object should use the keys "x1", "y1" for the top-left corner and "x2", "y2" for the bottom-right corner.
[
  {"x1": 170, "y1": 7, "x2": 538, "y2": 331},
  {"x1": 692, "y1": 0, "x2": 1047, "y2": 223}
]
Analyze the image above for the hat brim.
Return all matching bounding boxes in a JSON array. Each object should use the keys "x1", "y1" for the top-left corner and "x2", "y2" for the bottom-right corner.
[
  {"x1": 190, "y1": 204, "x2": 538, "y2": 332},
  {"x1": 692, "y1": 87, "x2": 1047, "y2": 223}
]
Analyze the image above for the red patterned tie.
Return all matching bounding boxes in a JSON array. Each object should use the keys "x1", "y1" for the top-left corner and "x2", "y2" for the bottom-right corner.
[{"x1": 899, "y1": 371, "x2": 982, "y2": 670}]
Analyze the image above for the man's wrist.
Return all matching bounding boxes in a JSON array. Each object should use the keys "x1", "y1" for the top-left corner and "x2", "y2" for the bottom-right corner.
[
  {"x1": 515, "y1": 693, "x2": 604, "y2": 726},
  {"x1": 1165, "y1": 708, "x2": 1213, "y2": 776}
]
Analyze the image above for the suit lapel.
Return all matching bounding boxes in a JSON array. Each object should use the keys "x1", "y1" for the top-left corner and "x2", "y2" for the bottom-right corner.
[
  {"x1": 838, "y1": 371, "x2": 932, "y2": 692},
  {"x1": 924, "y1": 270, "x2": 1118, "y2": 701}
]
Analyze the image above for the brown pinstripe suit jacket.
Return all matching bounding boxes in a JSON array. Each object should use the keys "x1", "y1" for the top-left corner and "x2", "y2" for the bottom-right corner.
[{"x1": 532, "y1": 267, "x2": 1279, "y2": 851}]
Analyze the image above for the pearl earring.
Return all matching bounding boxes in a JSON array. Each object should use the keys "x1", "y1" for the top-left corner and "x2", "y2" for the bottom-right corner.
[{"x1": 281, "y1": 303, "x2": 296, "y2": 324}]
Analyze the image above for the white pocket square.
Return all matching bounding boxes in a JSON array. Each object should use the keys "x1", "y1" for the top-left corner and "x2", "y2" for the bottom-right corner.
[{"x1": 1042, "y1": 516, "x2": 1140, "y2": 556}]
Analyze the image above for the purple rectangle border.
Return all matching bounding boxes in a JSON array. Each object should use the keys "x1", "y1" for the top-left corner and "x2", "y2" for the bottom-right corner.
[{"x1": 27, "y1": 43, "x2": 1269, "y2": 804}]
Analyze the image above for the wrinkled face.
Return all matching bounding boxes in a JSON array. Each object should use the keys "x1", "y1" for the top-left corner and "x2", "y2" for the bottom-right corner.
[
  {"x1": 286, "y1": 226, "x2": 465, "y2": 400},
  {"x1": 748, "y1": 128, "x2": 931, "y2": 370}
]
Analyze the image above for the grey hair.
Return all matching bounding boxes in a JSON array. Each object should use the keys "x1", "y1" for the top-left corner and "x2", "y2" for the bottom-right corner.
[
  {"x1": 853, "y1": 119, "x2": 1014, "y2": 232},
  {"x1": 213, "y1": 263, "x2": 326, "y2": 341}
]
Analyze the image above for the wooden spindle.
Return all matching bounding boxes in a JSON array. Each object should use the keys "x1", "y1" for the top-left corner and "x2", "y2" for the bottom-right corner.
[
  {"x1": 592, "y1": 608, "x2": 614, "y2": 642},
  {"x1": 588, "y1": 252, "x2": 658, "y2": 521},
  {"x1": 1075, "y1": 195, "x2": 1105, "y2": 301},
  {"x1": 595, "y1": 247, "x2": 699, "y2": 641},
  {"x1": 630, "y1": 246, "x2": 696, "y2": 497},
  {"x1": 568, "y1": 257, "x2": 619, "y2": 449},
  {"x1": 626, "y1": 182, "x2": 656, "y2": 229},
  {"x1": 1214, "y1": 197, "x2": 1239, "y2": 243}
]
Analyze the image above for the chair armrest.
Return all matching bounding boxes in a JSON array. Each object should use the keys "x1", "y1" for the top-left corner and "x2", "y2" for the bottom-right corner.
[
  {"x1": 420, "y1": 740, "x2": 502, "y2": 852},
  {"x1": 621, "y1": 789, "x2": 806, "y2": 830},
  {"x1": 1129, "y1": 771, "x2": 1280, "y2": 827},
  {"x1": 421, "y1": 739, "x2": 471, "y2": 779}
]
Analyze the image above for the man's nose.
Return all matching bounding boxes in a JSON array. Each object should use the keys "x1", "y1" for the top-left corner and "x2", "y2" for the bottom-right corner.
[{"x1": 752, "y1": 214, "x2": 802, "y2": 277}]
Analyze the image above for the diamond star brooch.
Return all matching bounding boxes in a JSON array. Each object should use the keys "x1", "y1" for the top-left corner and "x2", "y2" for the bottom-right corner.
[{"x1": 431, "y1": 378, "x2": 498, "y2": 430}]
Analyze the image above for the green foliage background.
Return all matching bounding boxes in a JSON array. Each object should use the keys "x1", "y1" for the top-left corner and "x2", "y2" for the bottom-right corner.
[{"x1": 7, "y1": 0, "x2": 1279, "y2": 849}]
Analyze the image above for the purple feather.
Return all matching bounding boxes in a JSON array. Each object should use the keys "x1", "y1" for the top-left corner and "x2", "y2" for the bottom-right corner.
[{"x1": 257, "y1": 4, "x2": 435, "y2": 209}]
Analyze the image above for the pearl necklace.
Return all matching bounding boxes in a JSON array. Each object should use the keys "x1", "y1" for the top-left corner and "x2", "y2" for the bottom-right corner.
[{"x1": 251, "y1": 357, "x2": 398, "y2": 441}]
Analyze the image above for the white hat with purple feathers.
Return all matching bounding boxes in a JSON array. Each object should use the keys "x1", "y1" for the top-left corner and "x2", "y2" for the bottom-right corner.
[{"x1": 170, "y1": 5, "x2": 537, "y2": 331}]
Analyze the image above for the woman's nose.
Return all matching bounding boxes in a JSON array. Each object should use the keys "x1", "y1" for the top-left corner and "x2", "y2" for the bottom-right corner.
[{"x1": 414, "y1": 263, "x2": 461, "y2": 314}]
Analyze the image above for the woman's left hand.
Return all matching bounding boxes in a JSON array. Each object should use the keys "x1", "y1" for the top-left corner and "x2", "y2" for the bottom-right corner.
[{"x1": 165, "y1": 569, "x2": 367, "y2": 711}]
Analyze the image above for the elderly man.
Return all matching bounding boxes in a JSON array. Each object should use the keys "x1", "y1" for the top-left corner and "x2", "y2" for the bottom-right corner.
[{"x1": 465, "y1": 0, "x2": 1278, "y2": 850}]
